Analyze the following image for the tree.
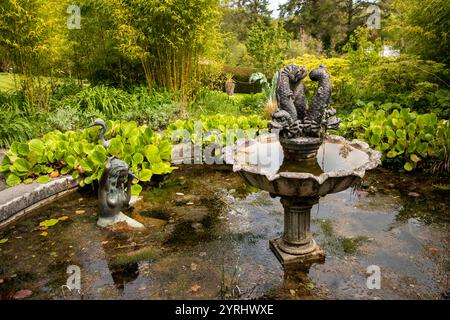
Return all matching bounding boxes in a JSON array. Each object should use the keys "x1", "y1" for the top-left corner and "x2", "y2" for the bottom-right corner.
[
  {"x1": 0, "y1": 0, "x2": 67, "y2": 108},
  {"x1": 222, "y1": 0, "x2": 272, "y2": 41},
  {"x1": 279, "y1": 0, "x2": 382, "y2": 53},
  {"x1": 114, "y1": 0, "x2": 223, "y2": 99},
  {"x1": 246, "y1": 20, "x2": 290, "y2": 75},
  {"x1": 385, "y1": 0, "x2": 450, "y2": 65}
]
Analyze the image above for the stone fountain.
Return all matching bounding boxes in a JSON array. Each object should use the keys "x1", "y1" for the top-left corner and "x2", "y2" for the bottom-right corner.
[{"x1": 224, "y1": 64, "x2": 381, "y2": 268}]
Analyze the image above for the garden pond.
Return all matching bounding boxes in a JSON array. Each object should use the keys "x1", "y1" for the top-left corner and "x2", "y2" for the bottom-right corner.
[{"x1": 0, "y1": 165, "x2": 449, "y2": 300}]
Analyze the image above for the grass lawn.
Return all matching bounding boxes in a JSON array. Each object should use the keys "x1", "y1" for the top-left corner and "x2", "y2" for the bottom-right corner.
[{"x1": 0, "y1": 72, "x2": 19, "y2": 92}]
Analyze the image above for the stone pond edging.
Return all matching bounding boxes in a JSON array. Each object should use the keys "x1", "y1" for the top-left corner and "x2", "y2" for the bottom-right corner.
[
  {"x1": 0, "y1": 143, "x2": 202, "y2": 228},
  {"x1": 0, "y1": 176, "x2": 80, "y2": 228}
]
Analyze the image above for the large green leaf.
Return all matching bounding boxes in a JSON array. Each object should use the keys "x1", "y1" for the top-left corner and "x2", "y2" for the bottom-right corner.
[
  {"x1": 37, "y1": 175, "x2": 51, "y2": 184},
  {"x1": 17, "y1": 143, "x2": 29, "y2": 156},
  {"x1": 144, "y1": 145, "x2": 161, "y2": 163},
  {"x1": 131, "y1": 184, "x2": 142, "y2": 196},
  {"x1": 403, "y1": 162, "x2": 414, "y2": 171},
  {"x1": 29, "y1": 139, "x2": 45, "y2": 154},
  {"x1": 91, "y1": 148, "x2": 107, "y2": 165},
  {"x1": 6, "y1": 174, "x2": 21, "y2": 187},
  {"x1": 13, "y1": 158, "x2": 31, "y2": 173},
  {"x1": 138, "y1": 169, "x2": 152, "y2": 182},
  {"x1": 108, "y1": 138, "x2": 123, "y2": 156},
  {"x1": 133, "y1": 153, "x2": 144, "y2": 165}
]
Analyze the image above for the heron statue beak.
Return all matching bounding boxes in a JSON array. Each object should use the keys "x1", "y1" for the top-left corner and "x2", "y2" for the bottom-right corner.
[{"x1": 129, "y1": 172, "x2": 138, "y2": 180}]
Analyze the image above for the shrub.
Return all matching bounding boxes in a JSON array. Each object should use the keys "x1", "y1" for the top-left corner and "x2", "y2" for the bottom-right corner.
[
  {"x1": 339, "y1": 102, "x2": 450, "y2": 173},
  {"x1": 59, "y1": 85, "x2": 131, "y2": 119},
  {"x1": 284, "y1": 54, "x2": 353, "y2": 104},
  {"x1": 0, "y1": 110, "x2": 35, "y2": 148},
  {"x1": 358, "y1": 55, "x2": 449, "y2": 111},
  {"x1": 164, "y1": 114, "x2": 267, "y2": 147},
  {"x1": 0, "y1": 121, "x2": 175, "y2": 195}
]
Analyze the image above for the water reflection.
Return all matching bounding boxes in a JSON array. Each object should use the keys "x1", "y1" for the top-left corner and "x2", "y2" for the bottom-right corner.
[{"x1": 234, "y1": 138, "x2": 370, "y2": 177}]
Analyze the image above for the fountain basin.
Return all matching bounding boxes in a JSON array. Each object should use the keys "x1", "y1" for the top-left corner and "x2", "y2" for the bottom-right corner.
[
  {"x1": 224, "y1": 134, "x2": 381, "y2": 198},
  {"x1": 224, "y1": 133, "x2": 381, "y2": 267}
]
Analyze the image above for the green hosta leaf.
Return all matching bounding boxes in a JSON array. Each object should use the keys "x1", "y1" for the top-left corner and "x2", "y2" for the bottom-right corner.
[
  {"x1": 37, "y1": 175, "x2": 51, "y2": 184},
  {"x1": 133, "y1": 153, "x2": 144, "y2": 165},
  {"x1": 65, "y1": 155, "x2": 77, "y2": 168},
  {"x1": 144, "y1": 145, "x2": 161, "y2": 163},
  {"x1": 6, "y1": 174, "x2": 21, "y2": 186},
  {"x1": 29, "y1": 139, "x2": 45, "y2": 154},
  {"x1": 404, "y1": 162, "x2": 414, "y2": 171},
  {"x1": 159, "y1": 140, "x2": 172, "y2": 160},
  {"x1": 17, "y1": 143, "x2": 29, "y2": 156},
  {"x1": 47, "y1": 151, "x2": 55, "y2": 163},
  {"x1": 80, "y1": 158, "x2": 94, "y2": 172},
  {"x1": 138, "y1": 169, "x2": 152, "y2": 182},
  {"x1": 124, "y1": 144, "x2": 135, "y2": 155},
  {"x1": 131, "y1": 184, "x2": 142, "y2": 196},
  {"x1": 386, "y1": 150, "x2": 397, "y2": 158},
  {"x1": 151, "y1": 162, "x2": 175, "y2": 175},
  {"x1": 73, "y1": 142, "x2": 83, "y2": 155},
  {"x1": 91, "y1": 149, "x2": 107, "y2": 165},
  {"x1": 108, "y1": 138, "x2": 123, "y2": 156},
  {"x1": 385, "y1": 128, "x2": 396, "y2": 140},
  {"x1": 396, "y1": 129, "x2": 406, "y2": 139},
  {"x1": 380, "y1": 143, "x2": 390, "y2": 151},
  {"x1": 0, "y1": 164, "x2": 10, "y2": 173},
  {"x1": 61, "y1": 166, "x2": 71, "y2": 175},
  {"x1": 370, "y1": 133, "x2": 381, "y2": 146},
  {"x1": 84, "y1": 175, "x2": 95, "y2": 185},
  {"x1": 13, "y1": 158, "x2": 31, "y2": 173},
  {"x1": 407, "y1": 142, "x2": 416, "y2": 153}
]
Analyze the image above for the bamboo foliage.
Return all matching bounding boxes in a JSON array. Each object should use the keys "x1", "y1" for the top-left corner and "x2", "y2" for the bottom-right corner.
[{"x1": 113, "y1": 0, "x2": 222, "y2": 99}]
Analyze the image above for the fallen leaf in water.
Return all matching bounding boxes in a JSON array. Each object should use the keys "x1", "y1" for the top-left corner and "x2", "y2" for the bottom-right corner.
[
  {"x1": 38, "y1": 226, "x2": 48, "y2": 231},
  {"x1": 58, "y1": 216, "x2": 69, "y2": 221},
  {"x1": 0, "y1": 238, "x2": 8, "y2": 244},
  {"x1": 176, "y1": 192, "x2": 185, "y2": 196},
  {"x1": 190, "y1": 284, "x2": 201, "y2": 292},
  {"x1": 75, "y1": 210, "x2": 85, "y2": 215},
  {"x1": 190, "y1": 262, "x2": 198, "y2": 271},
  {"x1": 289, "y1": 289, "x2": 296, "y2": 296},
  {"x1": 13, "y1": 289, "x2": 32, "y2": 300},
  {"x1": 186, "y1": 202, "x2": 194, "y2": 205},
  {"x1": 39, "y1": 219, "x2": 59, "y2": 228},
  {"x1": 40, "y1": 231, "x2": 48, "y2": 237},
  {"x1": 102, "y1": 241, "x2": 109, "y2": 245},
  {"x1": 307, "y1": 283, "x2": 315, "y2": 289}
]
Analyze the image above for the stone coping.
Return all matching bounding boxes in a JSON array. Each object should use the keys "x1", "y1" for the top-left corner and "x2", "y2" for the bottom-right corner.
[
  {"x1": 0, "y1": 176, "x2": 80, "y2": 228},
  {"x1": 0, "y1": 143, "x2": 201, "y2": 228}
]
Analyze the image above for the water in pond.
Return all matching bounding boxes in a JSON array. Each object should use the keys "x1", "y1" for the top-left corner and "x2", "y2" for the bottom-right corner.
[
  {"x1": 0, "y1": 166, "x2": 448, "y2": 299},
  {"x1": 232, "y1": 136, "x2": 370, "y2": 176}
]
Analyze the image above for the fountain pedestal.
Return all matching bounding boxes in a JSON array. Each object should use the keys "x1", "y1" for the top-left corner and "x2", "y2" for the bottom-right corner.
[{"x1": 269, "y1": 196, "x2": 325, "y2": 267}]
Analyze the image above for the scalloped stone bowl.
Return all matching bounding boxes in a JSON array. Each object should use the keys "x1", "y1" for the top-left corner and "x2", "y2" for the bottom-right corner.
[
  {"x1": 224, "y1": 134, "x2": 381, "y2": 198},
  {"x1": 223, "y1": 133, "x2": 381, "y2": 268}
]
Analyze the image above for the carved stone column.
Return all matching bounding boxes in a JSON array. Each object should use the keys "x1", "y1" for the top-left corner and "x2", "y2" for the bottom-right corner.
[{"x1": 270, "y1": 196, "x2": 325, "y2": 267}]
